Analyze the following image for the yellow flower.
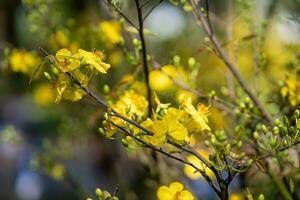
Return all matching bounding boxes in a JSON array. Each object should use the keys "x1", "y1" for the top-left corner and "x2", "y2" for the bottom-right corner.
[
  {"x1": 183, "y1": 98, "x2": 211, "y2": 131},
  {"x1": 55, "y1": 48, "x2": 80, "y2": 72},
  {"x1": 99, "y1": 21, "x2": 122, "y2": 45},
  {"x1": 142, "y1": 113, "x2": 189, "y2": 146},
  {"x1": 33, "y1": 83, "x2": 55, "y2": 106},
  {"x1": 157, "y1": 182, "x2": 194, "y2": 200},
  {"x1": 184, "y1": 150, "x2": 214, "y2": 180},
  {"x1": 78, "y1": 49, "x2": 111, "y2": 73},
  {"x1": 10, "y1": 50, "x2": 39, "y2": 74},
  {"x1": 54, "y1": 73, "x2": 86, "y2": 103},
  {"x1": 281, "y1": 77, "x2": 300, "y2": 106},
  {"x1": 105, "y1": 90, "x2": 148, "y2": 138}
]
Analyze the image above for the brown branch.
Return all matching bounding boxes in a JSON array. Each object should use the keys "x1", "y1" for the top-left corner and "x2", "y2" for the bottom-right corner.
[
  {"x1": 189, "y1": 0, "x2": 273, "y2": 124},
  {"x1": 135, "y1": 0, "x2": 152, "y2": 116}
]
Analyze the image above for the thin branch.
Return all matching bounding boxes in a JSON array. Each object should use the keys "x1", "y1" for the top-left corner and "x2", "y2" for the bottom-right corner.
[
  {"x1": 104, "y1": 0, "x2": 139, "y2": 31},
  {"x1": 135, "y1": 0, "x2": 152, "y2": 116},
  {"x1": 189, "y1": 0, "x2": 273, "y2": 124},
  {"x1": 143, "y1": 0, "x2": 164, "y2": 21},
  {"x1": 112, "y1": 122, "x2": 221, "y2": 196}
]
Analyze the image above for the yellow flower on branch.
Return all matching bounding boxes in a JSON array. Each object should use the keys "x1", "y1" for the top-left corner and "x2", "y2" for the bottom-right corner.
[
  {"x1": 157, "y1": 181, "x2": 195, "y2": 200},
  {"x1": 55, "y1": 48, "x2": 80, "y2": 72},
  {"x1": 182, "y1": 97, "x2": 211, "y2": 131},
  {"x1": 78, "y1": 49, "x2": 111, "y2": 73},
  {"x1": 104, "y1": 90, "x2": 149, "y2": 138}
]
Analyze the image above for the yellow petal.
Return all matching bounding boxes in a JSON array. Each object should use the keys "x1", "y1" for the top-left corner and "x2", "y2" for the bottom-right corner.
[
  {"x1": 157, "y1": 186, "x2": 174, "y2": 200},
  {"x1": 169, "y1": 182, "x2": 184, "y2": 193},
  {"x1": 178, "y1": 190, "x2": 195, "y2": 200}
]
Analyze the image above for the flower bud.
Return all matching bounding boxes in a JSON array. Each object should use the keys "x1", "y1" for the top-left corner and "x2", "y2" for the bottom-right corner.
[
  {"x1": 95, "y1": 188, "x2": 103, "y2": 197},
  {"x1": 253, "y1": 131, "x2": 259, "y2": 140},
  {"x1": 237, "y1": 141, "x2": 243, "y2": 149},
  {"x1": 103, "y1": 84, "x2": 110, "y2": 94},
  {"x1": 294, "y1": 109, "x2": 300, "y2": 118},
  {"x1": 272, "y1": 126, "x2": 279, "y2": 135},
  {"x1": 261, "y1": 125, "x2": 268, "y2": 134},
  {"x1": 44, "y1": 72, "x2": 52, "y2": 80},
  {"x1": 258, "y1": 194, "x2": 265, "y2": 200}
]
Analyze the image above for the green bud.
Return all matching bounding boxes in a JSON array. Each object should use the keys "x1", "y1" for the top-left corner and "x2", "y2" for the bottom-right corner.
[
  {"x1": 273, "y1": 126, "x2": 279, "y2": 135},
  {"x1": 275, "y1": 118, "x2": 281, "y2": 126},
  {"x1": 234, "y1": 108, "x2": 241, "y2": 116},
  {"x1": 209, "y1": 90, "x2": 216, "y2": 98},
  {"x1": 51, "y1": 66, "x2": 59, "y2": 75},
  {"x1": 261, "y1": 125, "x2": 268, "y2": 134},
  {"x1": 240, "y1": 152, "x2": 245, "y2": 158},
  {"x1": 43, "y1": 72, "x2": 51, "y2": 80},
  {"x1": 239, "y1": 102, "x2": 246, "y2": 109},
  {"x1": 204, "y1": 140, "x2": 210, "y2": 147},
  {"x1": 215, "y1": 130, "x2": 226, "y2": 142},
  {"x1": 173, "y1": 55, "x2": 180, "y2": 65},
  {"x1": 294, "y1": 109, "x2": 300, "y2": 118},
  {"x1": 95, "y1": 188, "x2": 103, "y2": 197},
  {"x1": 225, "y1": 144, "x2": 231, "y2": 156},
  {"x1": 258, "y1": 194, "x2": 265, "y2": 200},
  {"x1": 122, "y1": 138, "x2": 128, "y2": 147},
  {"x1": 133, "y1": 38, "x2": 139, "y2": 47},
  {"x1": 188, "y1": 57, "x2": 196, "y2": 68},
  {"x1": 237, "y1": 141, "x2": 243, "y2": 149},
  {"x1": 247, "y1": 159, "x2": 254, "y2": 166},
  {"x1": 269, "y1": 137, "x2": 276, "y2": 148},
  {"x1": 112, "y1": 197, "x2": 119, "y2": 200},
  {"x1": 98, "y1": 128, "x2": 105, "y2": 135},
  {"x1": 103, "y1": 84, "x2": 110, "y2": 94},
  {"x1": 102, "y1": 191, "x2": 111, "y2": 199},
  {"x1": 253, "y1": 131, "x2": 259, "y2": 140},
  {"x1": 283, "y1": 139, "x2": 288, "y2": 146}
]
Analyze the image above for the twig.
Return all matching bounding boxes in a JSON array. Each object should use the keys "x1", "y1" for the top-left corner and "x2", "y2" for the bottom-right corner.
[
  {"x1": 135, "y1": 0, "x2": 152, "y2": 116},
  {"x1": 112, "y1": 122, "x2": 221, "y2": 196},
  {"x1": 189, "y1": 0, "x2": 273, "y2": 124},
  {"x1": 104, "y1": 0, "x2": 139, "y2": 31},
  {"x1": 143, "y1": 0, "x2": 164, "y2": 21}
]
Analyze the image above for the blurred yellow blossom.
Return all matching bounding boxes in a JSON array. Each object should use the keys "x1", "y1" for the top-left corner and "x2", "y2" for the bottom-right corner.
[
  {"x1": 50, "y1": 163, "x2": 65, "y2": 180},
  {"x1": 33, "y1": 83, "x2": 55, "y2": 106},
  {"x1": 281, "y1": 77, "x2": 300, "y2": 106},
  {"x1": 157, "y1": 181, "x2": 194, "y2": 200},
  {"x1": 10, "y1": 50, "x2": 40, "y2": 74},
  {"x1": 99, "y1": 21, "x2": 122, "y2": 45},
  {"x1": 184, "y1": 149, "x2": 214, "y2": 180},
  {"x1": 230, "y1": 193, "x2": 244, "y2": 200},
  {"x1": 149, "y1": 65, "x2": 177, "y2": 92},
  {"x1": 50, "y1": 31, "x2": 69, "y2": 48}
]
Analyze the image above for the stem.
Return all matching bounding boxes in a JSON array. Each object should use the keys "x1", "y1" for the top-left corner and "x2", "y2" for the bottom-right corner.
[
  {"x1": 112, "y1": 122, "x2": 221, "y2": 196},
  {"x1": 189, "y1": 0, "x2": 273, "y2": 124},
  {"x1": 135, "y1": 0, "x2": 152, "y2": 116}
]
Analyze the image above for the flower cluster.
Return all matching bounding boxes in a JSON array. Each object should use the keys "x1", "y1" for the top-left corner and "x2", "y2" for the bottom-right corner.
[{"x1": 52, "y1": 48, "x2": 111, "y2": 102}]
